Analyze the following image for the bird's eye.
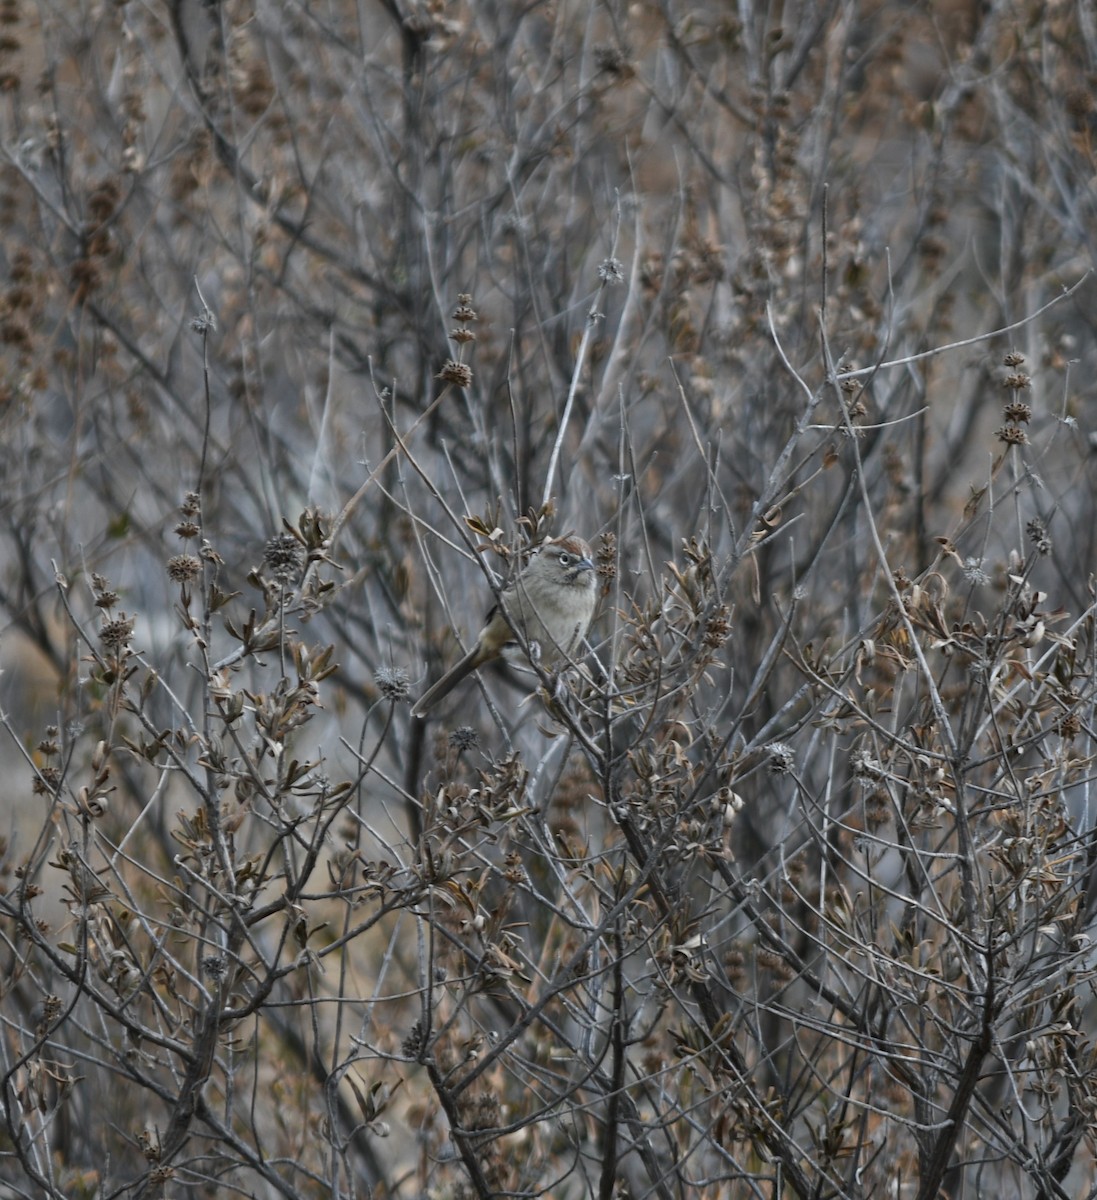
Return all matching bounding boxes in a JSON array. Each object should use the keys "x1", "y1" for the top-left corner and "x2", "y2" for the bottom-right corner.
[{"x1": 558, "y1": 552, "x2": 572, "y2": 565}]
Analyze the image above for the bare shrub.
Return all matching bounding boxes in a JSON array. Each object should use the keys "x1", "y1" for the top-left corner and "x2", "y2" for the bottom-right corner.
[{"x1": 3, "y1": 2, "x2": 1097, "y2": 1198}]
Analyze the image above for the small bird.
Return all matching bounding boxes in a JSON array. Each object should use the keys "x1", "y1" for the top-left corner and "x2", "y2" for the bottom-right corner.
[{"x1": 412, "y1": 535, "x2": 597, "y2": 717}]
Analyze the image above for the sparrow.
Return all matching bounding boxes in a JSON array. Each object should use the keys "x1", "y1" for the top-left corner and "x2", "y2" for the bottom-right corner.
[{"x1": 412, "y1": 535, "x2": 597, "y2": 716}]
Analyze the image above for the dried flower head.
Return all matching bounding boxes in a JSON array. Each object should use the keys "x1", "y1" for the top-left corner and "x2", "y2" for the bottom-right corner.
[
  {"x1": 202, "y1": 955, "x2": 227, "y2": 980},
  {"x1": 263, "y1": 532, "x2": 305, "y2": 584},
  {"x1": 704, "y1": 605, "x2": 731, "y2": 649},
  {"x1": 99, "y1": 614, "x2": 135, "y2": 651},
  {"x1": 1058, "y1": 713, "x2": 1082, "y2": 740},
  {"x1": 995, "y1": 425, "x2": 1027, "y2": 446},
  {"x1": 593, "y1": 43, "x2": 632, "y2": 77},
  {"x1": 598, "y1": 256, "x2": 625, "y2": 284},
  {"x1": 452, "y1": 295, "x2": 477, "y2": 324},
  {"x1": 91, "y1": 574, "x2": 118, "y2": 609},
  {"x1": 39, "y1": 994, "x2": 63, "y2": 1032},
  {"x1": 767, "y1": 742, "x2": 795, "y2": 774},
  {"x1": 597, "y1": 531, "x2": 617, "y2": 582},
  {"x1": 449, "y1": 726, "x2": 479, "y2": 751},
  {"x1": 962, "y1": 557, "x2": 989, "y2": 586},
  {"x1": 437, "y1": 359, "x2": 473, "y2": 388},
  {"x1": 375, "y1": 666, "x2": 411, "y2": 702},
  {"x1": 1027, "y1": 518, "x2": 1052, "y2": 556},
  {"x1": 32, "y1": 765, "x2": 61, "y2": 795},
  {"x1": 190, "y1": 305, "x2": 217, "y2": 335},
  {"x1": 1004, "y1": 400, "x2": 1031, "y2": 423},
  {"x1": 402, "y1": 1017, "x2": 429, "y2": 1058},
  {"x1": 180, "y1": 492, "x2": 201, "y2": 518},
  {"x1": 167, "y1": 554, "x2": 202, "y2": 584},
  {"x1": 137, "y1": 1128, "x2": 162, "y2": 1164},
  {"x1": 850, "y1": 747, "x2": 884, "y2": 780},
  {"x1": 724, "y1": 944, "x2": 746, "y2": 987}
]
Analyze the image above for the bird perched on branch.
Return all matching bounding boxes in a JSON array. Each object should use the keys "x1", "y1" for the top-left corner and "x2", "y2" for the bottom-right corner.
[{"x1": 412, "y1": 535, "x2": 597, "y2": 717}]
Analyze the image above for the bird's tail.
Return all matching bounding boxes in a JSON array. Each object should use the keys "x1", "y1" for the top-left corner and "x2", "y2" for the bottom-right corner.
[{"x1": 410, "y1": 644, "x2": 484, "y2": 717}]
